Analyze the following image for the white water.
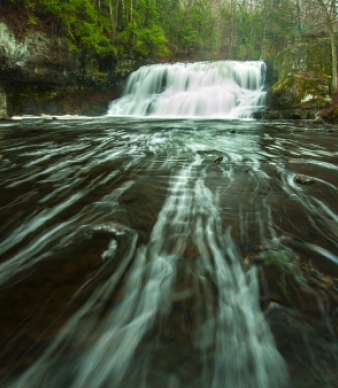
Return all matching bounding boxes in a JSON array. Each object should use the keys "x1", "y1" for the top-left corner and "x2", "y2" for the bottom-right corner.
[{"x1": 107, "y1": 61, "x2": 266, "y2": 118}]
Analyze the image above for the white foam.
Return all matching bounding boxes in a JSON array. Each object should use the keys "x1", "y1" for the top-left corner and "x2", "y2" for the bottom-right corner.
[{"x1": 107, "y1": 61, "x2": 266, "y2": 118}]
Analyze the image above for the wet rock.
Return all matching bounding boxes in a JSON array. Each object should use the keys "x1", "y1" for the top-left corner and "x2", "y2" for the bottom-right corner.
[
  {"x1": 308, "y1": 110, "x2": 317, "y2": 120},
  {"x1": 288, "y1": 158, "x2": 306, "y2": 164},
  {"x1": 254, "y1": 109, "x2": 313, "y2": 120},
  {"x1": 82, "y1": 221, "x2": 134, "y2": 240},
  {"x1": 292, "y1": 109, "x2": 308, "y2": 119},
  {"x1": 253, "y1": 109, "x2": 282, "y2": 119},
  {"x1": 42, "y1": 116, "x2": 57, "y2": 122},
  {"x1": 214, "y1": 156, "x2": 223, "y2": 163},
  {"x1": 313, "y1": 116, "x2": 325, "y2": 124},
  {"x1": 0, "y1": 88, "x2": 7, "y2": 119},
  {"x1": 244, "y1": 241, "x2": 296, "y2": 266},
  {"x1": 294, "y1": 174, "x2": 315, "y2": 185}
]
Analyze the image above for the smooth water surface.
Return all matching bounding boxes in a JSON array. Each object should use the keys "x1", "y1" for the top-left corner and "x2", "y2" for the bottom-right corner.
[{"x1": 0, "y1": 118, "x2": 338, "y2": 388}]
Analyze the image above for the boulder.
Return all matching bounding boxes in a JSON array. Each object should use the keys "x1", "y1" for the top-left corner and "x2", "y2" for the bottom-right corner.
[{"x1": 269, "y1": 71, "x2": 332, "y2": 110}]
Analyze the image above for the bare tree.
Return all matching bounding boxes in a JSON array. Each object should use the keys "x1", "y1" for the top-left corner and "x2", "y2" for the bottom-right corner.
[{"x1": 316, "y1": 0, "x2": 337, "y2": 93}]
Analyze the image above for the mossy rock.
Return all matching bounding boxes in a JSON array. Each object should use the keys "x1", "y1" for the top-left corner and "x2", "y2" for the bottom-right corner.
[
  {"x1": 274, "y1": 39, "x2": 337, "y2": 79},
  {"x1": 319, "y1": 106, "x2": 338, "y2": 122},
  {"x1": 270, "y1": 71, "x2": 332, "y2": 110}
]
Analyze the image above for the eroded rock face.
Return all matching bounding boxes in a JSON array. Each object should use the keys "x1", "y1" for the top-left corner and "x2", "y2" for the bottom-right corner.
[
  {"x1": 269, "y1": 71, "x2": 332, "y2": 110},
  {"x1": 0, "y1": 22, "x2": 83, "y2": 88},
  {"x1": 0, "y1": 88, "x2": 7, "y2": 119}
]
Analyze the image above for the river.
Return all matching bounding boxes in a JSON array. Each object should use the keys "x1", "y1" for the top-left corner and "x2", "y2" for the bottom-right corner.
[{"x1": 0, "y1": 116, "x2": 338, "y2": 388}]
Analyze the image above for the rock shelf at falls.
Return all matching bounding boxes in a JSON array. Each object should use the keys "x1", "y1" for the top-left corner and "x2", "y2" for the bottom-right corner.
[
  {"x1": 1, "y1": 117, "x2": 338, "y2": 388},
  {"x1": 107, "y1": 61, "x2": 267, "y2": 118}
]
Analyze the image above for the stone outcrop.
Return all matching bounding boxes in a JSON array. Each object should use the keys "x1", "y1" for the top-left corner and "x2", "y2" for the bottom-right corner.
[
  {"x1": 0, "y1": 22, "x2": 136, "y2": 116},
  {"x1": 269, "y1": 71, "x2": 332, "y2": 110},
  {"x1": 261, "y1": 40, "x2": 336, "y2": 118},
  {"x1": 0, "y1": 22, "x2": 83, "y2": 88}
]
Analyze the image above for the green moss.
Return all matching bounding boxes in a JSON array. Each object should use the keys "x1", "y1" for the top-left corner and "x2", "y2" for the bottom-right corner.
[
  {"x1": 270, "y1": 71, "x2": 332, "y2": 110},
  {"x1": 331, "y1": 107, "x2": 338, "y2": 119}
]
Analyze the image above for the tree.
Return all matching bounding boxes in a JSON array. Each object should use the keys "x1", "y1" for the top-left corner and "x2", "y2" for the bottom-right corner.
[{"x1": 315, "y1": 0, "x2": 337, "y2": 93}]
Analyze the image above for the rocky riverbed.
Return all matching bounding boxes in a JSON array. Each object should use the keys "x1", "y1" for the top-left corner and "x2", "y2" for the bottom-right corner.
[{"x1": 0, "y1": 117, "x2": 337, "y2": 387}]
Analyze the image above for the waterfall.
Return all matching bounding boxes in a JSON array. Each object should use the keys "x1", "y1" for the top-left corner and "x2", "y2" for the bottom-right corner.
[{"x1": 107, "y1": 61, "x2": 266, "y2": 118}]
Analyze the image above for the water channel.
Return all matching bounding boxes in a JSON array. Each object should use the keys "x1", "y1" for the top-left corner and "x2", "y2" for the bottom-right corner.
[{"x1": 0, "y1": 61, "x2": 338, "y2": 388}]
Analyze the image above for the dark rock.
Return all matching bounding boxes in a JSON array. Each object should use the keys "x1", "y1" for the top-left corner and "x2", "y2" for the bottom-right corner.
[
  {"x1": 292, "y1": 109, "x2": 308, "y2": 119},
  {"x1": 294, "y1": 174, "x2": 315, "y2": 184},
  {"x1": 0, "y1": 88, "x2": 7, "y2": 119},
  {"x1": 254, "y1": 109, "x2": 313, "y2": 120}
]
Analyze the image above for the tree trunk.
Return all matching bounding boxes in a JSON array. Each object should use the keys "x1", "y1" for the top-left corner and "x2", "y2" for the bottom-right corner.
[
  {"x1": 330, "y1": 30, "x2": 337, "y2": 93},
  {"x1": 317, "y1": 0, "x2": 337, "y2": 93},
  {"x1": 229, "y1": 0, "x2": 235, "y2": 59},
  {"x1": 114, "y1": 0, "x2": 120, "y2": 43}
]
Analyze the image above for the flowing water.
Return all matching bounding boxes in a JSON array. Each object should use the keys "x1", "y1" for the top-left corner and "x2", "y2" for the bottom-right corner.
[
  {"x1": 0, "y1": 117, "x2": 338, "y2": 388},
  {"x1": 1, "y1": 61, "x2": 338, "y2": 388},
  {"x1": 107, "y1": 61, "x2": 266, "y2": 118}
]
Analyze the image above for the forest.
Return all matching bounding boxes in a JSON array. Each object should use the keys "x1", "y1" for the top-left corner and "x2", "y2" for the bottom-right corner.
[{"x1": 10, "y1": 0, "x2": 338, "y2": 64}]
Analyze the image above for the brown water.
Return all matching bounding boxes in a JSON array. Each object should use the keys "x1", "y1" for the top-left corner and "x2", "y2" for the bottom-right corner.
[{"x1": 0, "y1": 117, "x2": 338, "y2": 388}]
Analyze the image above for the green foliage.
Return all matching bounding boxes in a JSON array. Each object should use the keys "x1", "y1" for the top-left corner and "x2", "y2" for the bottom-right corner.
[
  {"x1": 18, "y1": 0, "x2": 301, "y2": 63},
  {"x1": 38, "y1": 0, "x2": 113, "y2": 54},
  {"x1": 27, "y1": 14, "x2": 38, "y2": 25},
  {"x1": 24, "y1": 0, "x2": 36, "y2": 10}
]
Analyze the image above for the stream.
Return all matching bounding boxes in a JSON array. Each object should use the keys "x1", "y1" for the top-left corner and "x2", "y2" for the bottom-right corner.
[{"x1": 0, "y1": 117, "x2": 338, "y2": 387}]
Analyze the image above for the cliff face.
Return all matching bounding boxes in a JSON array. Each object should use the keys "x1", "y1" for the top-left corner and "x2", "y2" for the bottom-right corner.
[
  {"x1": 0, "y1": 22, "x2": 82, "y2": 89},
  {"x1": 0, "y1": 19, "x2": 128, "y2": 117}
]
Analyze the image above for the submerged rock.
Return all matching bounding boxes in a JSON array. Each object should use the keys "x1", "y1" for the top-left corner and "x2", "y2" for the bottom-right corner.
[{"x1": 294, "y1": 174, "x2": 315, "y2": 184}]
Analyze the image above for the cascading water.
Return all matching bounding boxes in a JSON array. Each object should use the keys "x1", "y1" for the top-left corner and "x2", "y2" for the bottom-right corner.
[{"x1": 107, "y1": 61, "x2": 266, "y2": 118}]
